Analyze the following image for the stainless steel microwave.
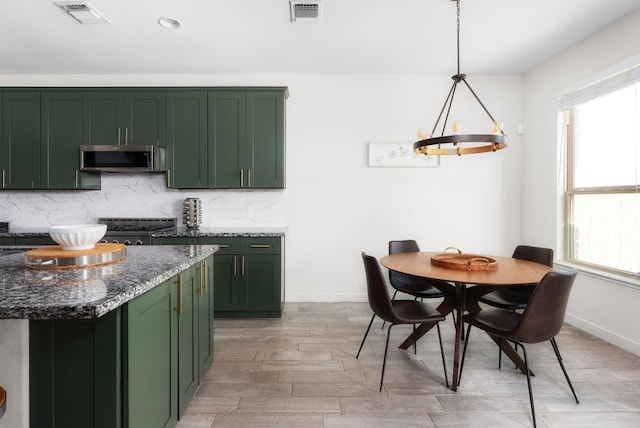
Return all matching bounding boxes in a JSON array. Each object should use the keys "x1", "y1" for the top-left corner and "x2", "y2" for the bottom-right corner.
[{"x1": 80, "y1": 145, "x2": 166, "y2": 172}]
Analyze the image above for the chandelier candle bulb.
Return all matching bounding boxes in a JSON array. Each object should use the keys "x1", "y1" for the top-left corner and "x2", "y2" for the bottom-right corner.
[{"x1": 452, "y1": 120, "x2": 462, "y2": 135}]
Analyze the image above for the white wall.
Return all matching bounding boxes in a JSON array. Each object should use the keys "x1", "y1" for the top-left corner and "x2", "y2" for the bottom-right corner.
[{"x1": 522, "y1": 9, "x2": 640, "y2": 355}]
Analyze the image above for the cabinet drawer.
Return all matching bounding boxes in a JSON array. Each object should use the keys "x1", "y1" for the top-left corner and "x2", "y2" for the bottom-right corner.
[
  {"x1": 152, "y1": 236, "x2": 198, "y2": 245},
  {"x1": 15, "y1": 236, "x2": 57, "y2": 246},
  {"x1": 199, "y1": 237, "x2": 240, "y2": 255},
  {"x1": 241, "y1": 237, "x2": 281, "y2": 254}
]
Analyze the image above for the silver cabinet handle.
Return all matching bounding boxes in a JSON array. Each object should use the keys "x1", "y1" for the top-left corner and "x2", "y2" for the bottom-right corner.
[
  {"x1": 248, "y1": 169, "x2": 251, "y2": 187},
  {"x1": 233, "y1": 256, "x2": 237, "y2": 276},
  {"x1": 2, "y1": 170, "x2": 5, "y2": 188},
  {"x1": 249, "y1": 244, "x2": 271, "y2": 249},
  {"x1": 117, "y1": 128, "x2": 121, "y2": 145},
  {"x1": 166, "y1": 170, "x2": 171, "y2": 187},
  {"x1": 240, "y1": 169, "x2": 244, "y2": 187},
  {"x1": 75, "y1": 170, "x2": 79, "y2": 188},
  {"x1": 125, "y1": 127, "x2": 129, "y2": 145}
]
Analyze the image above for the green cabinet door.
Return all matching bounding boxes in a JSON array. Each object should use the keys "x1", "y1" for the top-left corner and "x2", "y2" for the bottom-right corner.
[
  {"x1": 212, "y1": 253, "x2": 242, "y2": 312},
  {"x1": 208, "y1": 91, "x2": 245, "y2": 188},
  {"x1": 243, "y1": 254, "x2": 282, "y2": 313},
  {"x1": 199, "y1": 237, "x2": 242, "y2": 313},
  {"x1": 246, "y1": 91, "x2": 286, "y2": 188},
  {"x1": 41, "y1": 92, "x2": 100, "y2": 189},
  {"x1": 83, "y1": 91, "x2": 165, "y2": 146},
  {"x1": 128, "y1": 92, "x2": 166, "y2": 146},
  {"x1": 125, "y1": 278, "x2": 178, "y2": 428},
  {"x1": 1, "y1": 92, "x2": 41, "y2": 189},
  {"x1": 198, "y1": 256, "x2": 214, "y2": 381},
  {"x1": 166, "y1": 91, "x2": 207, "y2": 188},
  {"x1": 83, "y1": 92, "x2": 124, "y2": 146},
  {"x1": 30, "y1": 309, "x2": 123, "y2": 428},
  {"x1": 177, "y1": 268, "x2": 199, "y2": 417}
]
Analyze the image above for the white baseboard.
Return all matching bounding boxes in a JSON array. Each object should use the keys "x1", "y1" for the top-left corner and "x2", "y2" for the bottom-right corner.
[
  {"x1": 565, "y1": 312, "x2": 640, "y2": 356},
  {"x1": 285, "y1": 293, "x2": 367, "y2": 303}
]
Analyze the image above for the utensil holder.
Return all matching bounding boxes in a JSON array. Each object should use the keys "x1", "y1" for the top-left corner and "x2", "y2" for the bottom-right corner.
[{"x1": 182, "y1": 198, "x2": 202, "y2": 230}]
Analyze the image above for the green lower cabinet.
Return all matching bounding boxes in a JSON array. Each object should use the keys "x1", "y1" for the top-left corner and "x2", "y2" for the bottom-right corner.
[
  {"x1": 30, "y1": 309, "x2": 123, "y2": 428},
  {"x1": 243, "y1": 253, "x2": 282, "y2": 313},
  {"x1": 201, "y1": 237, "x2": 283, "y2": 318},
  {"x1": 150, "y1": 237, "x2": 283, "y2": 317},
  {"x1": 124, "y1": 277, "x2": 178, "y2": 428},
  {"x1": 29, "y1": 258, "x2": 215, "y2": 428}
]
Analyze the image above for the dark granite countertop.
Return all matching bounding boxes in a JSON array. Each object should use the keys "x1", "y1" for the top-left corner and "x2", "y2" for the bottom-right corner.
[
  {"x1": 0, "y1": 227, "x2": 286, "y2": 238},
  {"x1": 154, "y1": 227, "x2": 286, "y2": 238},
  {"x1": 0, "y1": 245, "x2": 217, "y2": 320}
]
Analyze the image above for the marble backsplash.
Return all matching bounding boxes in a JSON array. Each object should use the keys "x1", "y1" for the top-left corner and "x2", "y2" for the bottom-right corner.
[{"x1": 0, "y1": 173, "x2": 286, "y2": 229}]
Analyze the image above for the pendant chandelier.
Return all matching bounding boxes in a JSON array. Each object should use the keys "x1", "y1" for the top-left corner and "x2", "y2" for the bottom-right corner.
[{"x1": 414, "y1": 0, "x2": 507, "y2": 156}]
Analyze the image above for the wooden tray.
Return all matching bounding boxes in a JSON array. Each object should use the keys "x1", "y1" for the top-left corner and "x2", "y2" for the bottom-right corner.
[
  {"x1": 25, "y1": 243, "x2": 127, "y2": 269},
  {"x1": 431, "y1": 248, "x2": 498, "y2": 271}
]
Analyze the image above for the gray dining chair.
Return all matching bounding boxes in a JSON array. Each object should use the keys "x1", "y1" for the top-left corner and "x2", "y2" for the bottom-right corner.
[
  {"x1": 459, "y1": 269, "x2": 579, "y2": 428},
  {"x1": 356, "y1": 252, "x2": 449, "y2": 391}
]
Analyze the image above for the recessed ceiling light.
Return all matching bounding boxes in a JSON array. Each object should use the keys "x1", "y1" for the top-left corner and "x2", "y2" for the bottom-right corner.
[{"x1": 158, "y1": 17, "x2": 180, "y2": 29}]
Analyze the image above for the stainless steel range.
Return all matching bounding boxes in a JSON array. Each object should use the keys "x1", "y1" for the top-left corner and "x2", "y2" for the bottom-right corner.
[{"x1": 98, "y1": 218, "x2": 177, "y2": 245}]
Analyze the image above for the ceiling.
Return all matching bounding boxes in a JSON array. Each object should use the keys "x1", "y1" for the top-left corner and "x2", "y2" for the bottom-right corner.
[{"x1": 2, "y1": 0, "x2": 640, "y2": 76}]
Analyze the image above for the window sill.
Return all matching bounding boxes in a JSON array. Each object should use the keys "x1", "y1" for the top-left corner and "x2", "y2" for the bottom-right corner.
[{"x1": 555, "y1": 260, "x2": 640, "y2": 290}]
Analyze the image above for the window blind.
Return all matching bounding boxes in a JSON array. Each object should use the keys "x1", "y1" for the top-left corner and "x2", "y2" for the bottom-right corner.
[{"x1": 559, "y1": 64, "x2": 640, "y2": 110}]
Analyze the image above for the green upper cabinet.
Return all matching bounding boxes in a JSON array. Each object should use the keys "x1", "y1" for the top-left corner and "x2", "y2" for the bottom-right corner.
[
  {"x1": 1, "y1": 92, "x2": 41, "y2": 189},
  {"x1": 41, "y1": 92, "x2": 100, "y2": 190},
  {"x1": 208, "y1": 91, "x2": 246, "y2": 188},
  {"x1": 166, "y1": 91, "x2": 207, "y2": 189},
  {"x1": 208, "y1": 89, "x2": 286, "y2": 189},
  {"x1": 246, "y1": 91, "x2": 286, "y2": 188},
  {"x1": 83, "y1": 91, "x2": 166, "y2": 147}
]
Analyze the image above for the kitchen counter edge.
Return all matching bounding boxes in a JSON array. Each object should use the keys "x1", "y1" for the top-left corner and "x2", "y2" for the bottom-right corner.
[{"x1": 0, "y1": 245, "x2": 218, "y2": 320}]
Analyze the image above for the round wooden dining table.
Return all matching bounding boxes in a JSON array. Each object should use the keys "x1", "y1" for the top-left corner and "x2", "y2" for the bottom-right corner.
[{"x1": 380, "y1": 251, "x2": 555, "y2": 391}]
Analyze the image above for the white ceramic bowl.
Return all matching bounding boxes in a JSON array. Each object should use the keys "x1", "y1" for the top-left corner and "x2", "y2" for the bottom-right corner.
[{"x1": 48, "y1": 224, "x2": 107, "y2": 251}]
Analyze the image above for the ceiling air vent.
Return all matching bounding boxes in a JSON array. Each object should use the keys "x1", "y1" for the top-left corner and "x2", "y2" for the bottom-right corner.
[
  {"x1": 54, "y1": 1, "x2": 110, "y2": 25},
  {"x1": 290, "y1": 1, "x2": 323, "y2": 23}
]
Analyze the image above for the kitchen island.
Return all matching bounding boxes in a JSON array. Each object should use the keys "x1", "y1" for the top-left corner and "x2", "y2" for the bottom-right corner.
[{"x1": 0, "y1": 245, "x2": 217, "y2": 428}]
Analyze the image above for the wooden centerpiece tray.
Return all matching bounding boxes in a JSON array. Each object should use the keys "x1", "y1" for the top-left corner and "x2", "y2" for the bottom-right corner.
[
  {"x1": 431, "y1": 247, "x2": 498, "y2": 271},
  {"x1": 25, "y1": 243, "x2": 127, "y2": 269}
]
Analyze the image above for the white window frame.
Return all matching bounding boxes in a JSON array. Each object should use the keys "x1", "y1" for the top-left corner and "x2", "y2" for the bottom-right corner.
[{"x1": 559, "y1": 64, "x2": 640, "y2": 280}]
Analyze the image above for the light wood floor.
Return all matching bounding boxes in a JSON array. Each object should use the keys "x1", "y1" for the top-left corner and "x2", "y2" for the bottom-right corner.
[{"x1": 178, "y1": 302, "x2": 640, "y2": 428}]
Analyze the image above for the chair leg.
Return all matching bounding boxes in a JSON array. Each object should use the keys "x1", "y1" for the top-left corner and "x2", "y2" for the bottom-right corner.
[
  {"x1": 413, "y1": 324, "x2": 417, "y2": 354},
  {"x1": 379, "y1": 324, "x2": 395, "y2": 392},
  {"x1": 356, "y1": 313, "x2": 376, "y2": 359},
  {"x1": 458, "y1": 323, "x2": 473, "y2": 386},
  {"x1": 436, "y1": 323, "x2": 449, "y2": 387},
  {"x1": 550, "y1": 338, "x2": 579, "y2": 404},
  {"x1": 520, "y1": 344, "x2": 537, "y2": 428},
  {"x1": 498, "y1": 337, "x2": 503, "y2": 369}
]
